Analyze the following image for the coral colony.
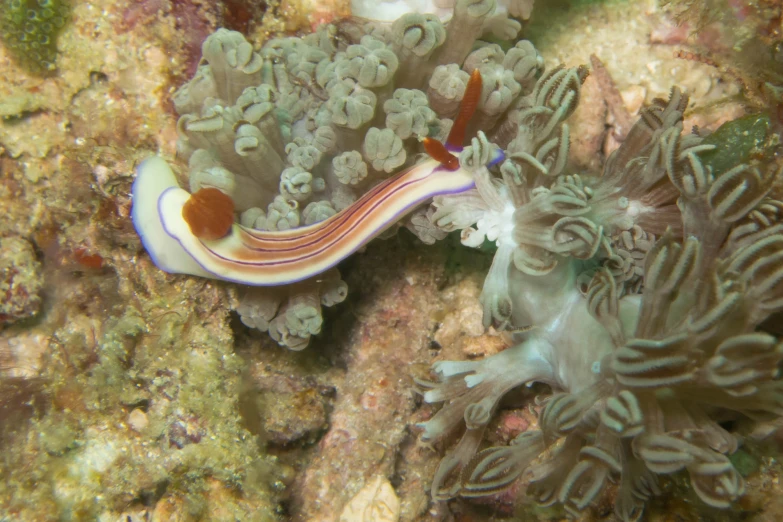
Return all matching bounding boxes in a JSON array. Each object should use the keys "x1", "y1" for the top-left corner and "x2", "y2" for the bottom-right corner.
[
  {"x1": 132, "y1": 0, "x2": 783, "y2": 518},
  {"x1": 0, "y1": 0, "x2": 70, "y2": 73}
]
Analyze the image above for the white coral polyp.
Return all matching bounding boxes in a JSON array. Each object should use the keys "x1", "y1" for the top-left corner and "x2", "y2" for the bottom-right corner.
[{"x1": 460, "y1": 194, "x2": 516, "y2": 248}]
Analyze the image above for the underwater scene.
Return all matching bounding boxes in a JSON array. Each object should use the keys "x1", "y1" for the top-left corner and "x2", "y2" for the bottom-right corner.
[{"x1": 1, "y1": 0, "x2": 783, "y2": 520}]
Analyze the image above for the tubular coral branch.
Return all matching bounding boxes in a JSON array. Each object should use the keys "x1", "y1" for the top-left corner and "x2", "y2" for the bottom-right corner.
[
  {"x1": 201, "y1": 28, "x2": 263, "y2": 103},
  {"x1": 427, "y1": 64, "x2": 470, "y2": 117},
  {"x1": 363, "y1": 127, "x2": 406, "y2": 172},
  {"x1": 339, "y1": 35, "x2": 399, "y2": 89},
  {"x1": 383, "y1": 88, "x2": 437, "y2": 139},
  {"x1": 390, "y1": 13, "x2": 446, "y2": 88},
  {"x1": 437, "y1": 0, "x2": 497, "y2": 67},
  {"x1": 471, "y1": 63, "x2": 522, "y2": 132},
  {"x1": 332, "y1": 150, "x2": 369, "y2": 185}
]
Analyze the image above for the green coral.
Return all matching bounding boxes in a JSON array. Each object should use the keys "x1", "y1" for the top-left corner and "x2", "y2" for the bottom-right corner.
[{"x1": 0, "y1": 0, "x2": 70, "y2": 74}]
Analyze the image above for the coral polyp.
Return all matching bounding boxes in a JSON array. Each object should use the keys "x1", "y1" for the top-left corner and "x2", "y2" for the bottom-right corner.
[{"x1": 0, "y1": 0, "x2": 70, "y2": 73}]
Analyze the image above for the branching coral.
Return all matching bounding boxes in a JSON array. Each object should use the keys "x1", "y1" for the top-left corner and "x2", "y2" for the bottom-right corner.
[{"x1": 418, "y1": 49, "x2": 783, "y2": 518}]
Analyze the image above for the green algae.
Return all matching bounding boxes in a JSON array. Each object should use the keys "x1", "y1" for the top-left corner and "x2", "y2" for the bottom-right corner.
[
  {"x1": 0, "y1": 0, "x2": 70, "y2": 74},
  {"x1": 700, "y1": 113, "x2": 774, "y2": 175},
  {"x1": 729, "y1": 447, "x2": 761, "y2": 478}
]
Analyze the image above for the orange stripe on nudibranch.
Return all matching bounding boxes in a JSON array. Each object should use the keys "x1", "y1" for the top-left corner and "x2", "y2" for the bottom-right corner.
[{"x1": 182, "y1": 187, "x2": 235, "y2": 240}]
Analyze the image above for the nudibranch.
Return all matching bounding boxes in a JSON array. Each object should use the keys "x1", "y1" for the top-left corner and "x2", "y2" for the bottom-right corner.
[{"x1": 132, "y1": 70, "x2": 501, "y2": 286}]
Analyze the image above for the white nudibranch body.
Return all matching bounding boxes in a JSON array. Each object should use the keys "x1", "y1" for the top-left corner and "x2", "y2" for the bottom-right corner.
[{"x1": 131, "y1": 154, "x2": 476, "y2": 286}]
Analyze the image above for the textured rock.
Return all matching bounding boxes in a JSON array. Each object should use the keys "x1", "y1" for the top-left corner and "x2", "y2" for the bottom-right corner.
[
  {"x1": 339, "y1": 475, "x2": 401, "y2": 522},
  {"x1": 289, "y1": 236, "x2": 464, "y2": 521},
  {"x1": 0, "y1": 236, "x2": 42, "y2": 324},
  {"x1": 263, "y1": 388, "x2": 329, "y2": 445}
]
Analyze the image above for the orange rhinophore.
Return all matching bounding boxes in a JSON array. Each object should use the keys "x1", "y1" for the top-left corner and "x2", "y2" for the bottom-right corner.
[
  {"x1": 182, "y1": 187, "x2": 235, "y2": 240},
  {"x1": 422, "y1": 137, "x2": 460, "y2": 171},
  {"x1": 446, "y1": 69, "x2": 483, "y2": 149}
]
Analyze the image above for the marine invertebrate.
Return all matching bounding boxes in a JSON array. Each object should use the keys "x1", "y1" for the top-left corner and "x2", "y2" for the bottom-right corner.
[
  {"x1": 132, "y1": 0, "x2": 534, "y2": 349},
  {"x1": 0, "y1": 0, "x2": 70, "y2": 74},
  {"x1": 351, "y1": 0, "x2": 536, "y2": 23},
  {"x1": 132, "y1": 68, "x2": 488, "y2": 283},
  {"x1": 417, "y1": 57, "x2": 783, "y2": 518}
]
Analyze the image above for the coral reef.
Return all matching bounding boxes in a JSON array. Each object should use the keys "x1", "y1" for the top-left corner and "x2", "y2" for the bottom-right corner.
[
  {"x1": 0, "y1": 266, "x2": 283, "y2": 520},
  {"x1": 135, "y1": 1, "x2": 535, "y2": 350},
  {"x1": 3, "y1": 0, "x2": 783, "y2": 520},
  {"x1": 124, "y1": 1, "x2": 783, "y2": 517},
  {"x1": 0, "y1": 0, "x2": 70, "y2": 74},
  {"x1": 0, "y1": 332, "x2": 47, "y2": 439},
  {"x1": 0, "y1": 0, "x2": 331, "y2": 519},
  {"x1": 418, "y1": 46, "x2": 783, "y2": 520},
  {"x1": 339, "y1": 475, "x2": 401, "y2": 521}
]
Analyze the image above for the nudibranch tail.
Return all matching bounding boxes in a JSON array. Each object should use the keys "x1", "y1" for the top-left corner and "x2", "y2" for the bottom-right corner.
[
  {"x1": 446, "y1": 69, "x2": 482, "y2": 150},
  {"x1": 132, "y1": 156, "x2": 476, "y2": 286}
]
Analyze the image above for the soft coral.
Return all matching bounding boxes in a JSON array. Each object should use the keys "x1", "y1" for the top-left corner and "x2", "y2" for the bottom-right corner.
[{"x1": 419, "y1": 61, "x2": 783, "y2": 519}]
